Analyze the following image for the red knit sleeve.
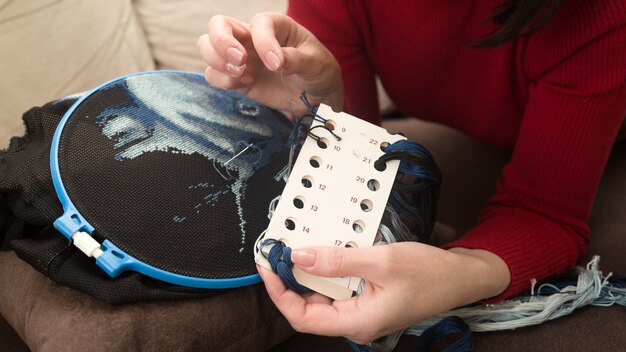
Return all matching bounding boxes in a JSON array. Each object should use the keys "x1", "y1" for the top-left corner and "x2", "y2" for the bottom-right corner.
[
  {"x1": 287, "y1": 0, "x2": 380, "y2": 123},
  {"x1": 444, "y1": 2, "x2": 626, "y2": 302}
]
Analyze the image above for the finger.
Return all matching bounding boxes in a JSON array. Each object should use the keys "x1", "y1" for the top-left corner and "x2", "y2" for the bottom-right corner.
[
  {"x1": 291, "y1": 246, "x2": 391, "y2": 283},
  {"x1": 257, "y1": 264, "x2": 288, "y2": 295},
  {"x1": 207, "y1": 15, "x2": 250, "y2": 66},
  {"x1": 274, "y1": 289, "x2": 370, "y2": 337},
  {"x1": 197, "y1": 34, "x2": 245, "y2": 78},
  {"x1": 257, "y1": 264, "x2": 313, "y2": 318},
  {"x1": 204, "y1": 67, "x2": 254, "y2": 90},
  {"x1": 249, "y1": 13, "x2": 296, "y2": 71},
  {"x1": 258, "y1": 265, "x2": 373, "y2": 339}
]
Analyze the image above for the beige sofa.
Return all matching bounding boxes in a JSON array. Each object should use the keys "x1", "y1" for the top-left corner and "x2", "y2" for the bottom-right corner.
[{"x1": 1, "y1": 1, "x2": 625, "y2": 351}]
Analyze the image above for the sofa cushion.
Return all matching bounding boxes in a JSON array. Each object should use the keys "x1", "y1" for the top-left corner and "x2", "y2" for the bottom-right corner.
[
  {"x1": 0, "y1": 0, "x2": 155, "y2": 148},
  {"x1": 0, "y1": 250, "x2": 294, "y2": 352}
]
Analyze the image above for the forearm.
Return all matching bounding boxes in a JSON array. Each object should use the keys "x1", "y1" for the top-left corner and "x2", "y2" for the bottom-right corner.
[
  {"x1": 447, "y1": 247, "x2": 511, "y2": 303},
  {"x1": 443, "y1": 206, "x2": 588, "y2": 302}
]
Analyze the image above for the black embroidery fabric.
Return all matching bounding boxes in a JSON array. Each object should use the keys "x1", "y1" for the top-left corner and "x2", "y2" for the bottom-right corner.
[
  {"x1": 56, "y1": 73, "x2": 292, "y2": 280},
  {"x1": 0, "y1": 72, "x2": 293, "y2": 304}
]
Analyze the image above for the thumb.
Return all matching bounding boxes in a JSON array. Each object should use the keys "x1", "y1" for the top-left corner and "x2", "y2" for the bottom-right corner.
[
  {"x1": 280, "y1": 47, "x2": 323, "y2": 77},
  {"x1": 291, "y1": 246, "x2": 383, "y2": 281}
]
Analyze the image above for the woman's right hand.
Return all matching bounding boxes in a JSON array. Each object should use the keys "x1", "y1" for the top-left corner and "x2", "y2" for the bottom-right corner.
[{"x1": 197, "y1": 13, "x2": 344, "y2": 116}]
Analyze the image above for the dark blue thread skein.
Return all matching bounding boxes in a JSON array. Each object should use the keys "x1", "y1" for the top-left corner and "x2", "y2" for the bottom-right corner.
[
  {"x1": 377, "y1": 139, "x2": 441, "y2": 242},
  {"x1": 414, "y1": 316, "x2": 473, "y2": 352},
  {"x1": 260, "y1": 238, "x2": 311, "y2": 294}
]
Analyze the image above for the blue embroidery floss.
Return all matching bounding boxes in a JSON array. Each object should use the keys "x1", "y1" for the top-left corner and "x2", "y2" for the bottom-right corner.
[
  {"x1": 259, "y1": 238, "x2": 311, "y2": 294},
  {"x1": 414, "y1": 316, "x2": 472, "y2": 352}
]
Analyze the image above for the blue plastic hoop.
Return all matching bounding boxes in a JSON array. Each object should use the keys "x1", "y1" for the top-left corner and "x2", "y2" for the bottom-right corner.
[{"x1": 50, "y1": 70, "x2": 261, "y2": 288}]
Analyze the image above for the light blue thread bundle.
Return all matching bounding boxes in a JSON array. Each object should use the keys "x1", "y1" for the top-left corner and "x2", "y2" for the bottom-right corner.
[
  {"x1": 369, "y1": 256, "x2": 626, "y2": 352},
  {"x1": 410, "y1": 256, "x2": 625, "y2": 332}
]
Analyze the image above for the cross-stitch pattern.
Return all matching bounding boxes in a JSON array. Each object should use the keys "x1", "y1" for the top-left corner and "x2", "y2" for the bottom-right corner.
[{"x1": 55, "y1": 71, "x2": 293, "y2": 279}]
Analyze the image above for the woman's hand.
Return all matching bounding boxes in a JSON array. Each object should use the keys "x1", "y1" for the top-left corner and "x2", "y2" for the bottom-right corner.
[
  {"x1": 257, "y1": 242, "x2": 510, "y2": 344},
  {"x1": 197, "y1": 13, "x2": 344, "y2": 116}
]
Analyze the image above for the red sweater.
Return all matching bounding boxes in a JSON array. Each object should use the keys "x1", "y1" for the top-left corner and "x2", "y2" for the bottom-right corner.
[{"x1": 288, "y1": 0, "x2": 626, "y2": 301}]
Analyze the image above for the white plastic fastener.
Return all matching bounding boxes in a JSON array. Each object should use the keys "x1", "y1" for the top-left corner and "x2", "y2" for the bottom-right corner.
[{"x1": 71, "y1": 231, "x2": 104, "y2": 258}]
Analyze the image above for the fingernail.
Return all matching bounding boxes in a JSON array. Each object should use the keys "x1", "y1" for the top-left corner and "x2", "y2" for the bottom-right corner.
[
  {"x1": 240, "y1": 75, "x2": 254, "y2": 85},
  {"x1": 226, "y1": 47, "x2": 244, "y2": 66},
  {"x1": 265, "y1": 51, "x2": 280, "y2": 71},
  {"x1": 225, "y1": 63, "x2": 243, "y2": 77},
  {"x1": 291, "y1": 249, "x2": 316, "y2": 267}
]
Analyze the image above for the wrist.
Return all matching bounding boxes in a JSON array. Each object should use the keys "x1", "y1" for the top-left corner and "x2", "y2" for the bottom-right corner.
[{"x1": 448, "y1": 247, "x2": 511, "y2": 302}]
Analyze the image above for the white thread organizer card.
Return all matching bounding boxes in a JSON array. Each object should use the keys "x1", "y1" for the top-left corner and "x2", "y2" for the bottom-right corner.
[{"x1": 255, "y1": 104, "x2": 405, "y2": 300}]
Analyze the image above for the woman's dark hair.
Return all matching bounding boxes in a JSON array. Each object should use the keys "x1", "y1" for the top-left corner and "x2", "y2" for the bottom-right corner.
[{"x1": 476, "y1": 0, "x2": 566, "y2": 47}]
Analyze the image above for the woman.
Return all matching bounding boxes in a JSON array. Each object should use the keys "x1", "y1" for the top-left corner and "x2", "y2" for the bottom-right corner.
[{"x1": 197, "y1": 0, "x2": 626, "y2": 344}]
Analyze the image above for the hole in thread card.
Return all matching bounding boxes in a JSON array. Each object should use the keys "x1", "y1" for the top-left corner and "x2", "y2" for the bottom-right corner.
[{"x1": 255, "y1": 104, "x2": 405, "y2": 300}]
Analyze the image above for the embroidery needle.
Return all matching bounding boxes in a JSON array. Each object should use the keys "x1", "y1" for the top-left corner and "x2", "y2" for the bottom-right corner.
[{"x1": 224, "y1": 143, "x2": 255, "y2": 166}]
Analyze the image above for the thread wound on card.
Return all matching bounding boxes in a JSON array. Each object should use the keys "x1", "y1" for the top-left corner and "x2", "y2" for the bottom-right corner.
[{"x1": 255, "y1": 104, "x2": 405, "y2": 300}]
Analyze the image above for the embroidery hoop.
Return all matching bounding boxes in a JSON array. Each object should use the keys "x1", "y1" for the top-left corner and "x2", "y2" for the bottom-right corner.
[{"x1": 50, "y1": 70, "x2": 292, "y2": 288}]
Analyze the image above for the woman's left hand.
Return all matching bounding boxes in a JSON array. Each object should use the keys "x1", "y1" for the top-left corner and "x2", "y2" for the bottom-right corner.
[{"x1": 257, "y1": 242, "x2": 510, "y2": 344}]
